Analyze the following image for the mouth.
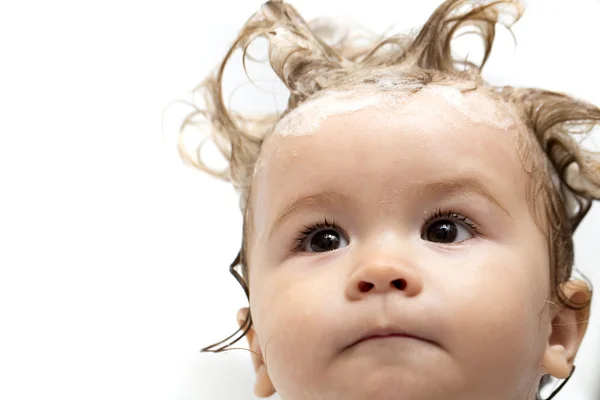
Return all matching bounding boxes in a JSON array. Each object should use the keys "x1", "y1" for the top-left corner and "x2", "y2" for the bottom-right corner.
[{"x1": 346, "y1": 328, "x2": 437, "y2": 350}]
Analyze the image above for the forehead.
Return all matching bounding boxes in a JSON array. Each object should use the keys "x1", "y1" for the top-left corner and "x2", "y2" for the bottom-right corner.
[{"x1": 251, "y1": 86, "x2": 526, "y2": 238}]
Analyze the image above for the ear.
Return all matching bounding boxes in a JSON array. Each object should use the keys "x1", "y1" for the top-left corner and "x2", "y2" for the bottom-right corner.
[
  {"x1": 237, "y1": 307, "x2": 276, "y2": 398},
  {"x1": 541, "y1": 279, "x2": 592, "y2": 379}
]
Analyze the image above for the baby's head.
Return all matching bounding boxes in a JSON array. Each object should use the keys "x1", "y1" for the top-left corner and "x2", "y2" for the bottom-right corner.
[{"x1": 186, "y1": 1, "x2": 599, "y2": 399}]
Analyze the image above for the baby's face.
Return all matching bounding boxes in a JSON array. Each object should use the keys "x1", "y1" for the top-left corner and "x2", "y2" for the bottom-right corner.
[{"x1": 247, "y1": 86, "x2": 552, "y2": 400}]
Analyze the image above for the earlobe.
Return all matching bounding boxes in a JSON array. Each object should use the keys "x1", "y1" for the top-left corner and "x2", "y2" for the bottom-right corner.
[
  {"x1": 237, "y1": 307, "x2": 276, "y2": 398},
  {"x1": 541, "y1": 344, "x2": 570, "y2": 379},
  {"x1": 541, "y1": 280, "x2": 591, "y2": 379}
]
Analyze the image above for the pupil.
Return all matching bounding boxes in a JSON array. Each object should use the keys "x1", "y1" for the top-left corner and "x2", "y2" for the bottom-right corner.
[
  {"x1": 310, "y1": 230, "x2": 340, "y2": 252},
  {"x1": 427, "y1": 220, "x2": 457, "y2": 243}
]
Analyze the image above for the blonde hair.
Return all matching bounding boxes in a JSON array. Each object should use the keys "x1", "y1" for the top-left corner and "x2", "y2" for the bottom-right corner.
[{"x1": 180, "y1": 0, "x2": 599, "y2": 351}]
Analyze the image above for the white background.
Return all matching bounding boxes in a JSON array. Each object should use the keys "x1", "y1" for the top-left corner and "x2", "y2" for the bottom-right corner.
[{"x1": 1, "y1": 0, "x2": 599, "y2": 399}]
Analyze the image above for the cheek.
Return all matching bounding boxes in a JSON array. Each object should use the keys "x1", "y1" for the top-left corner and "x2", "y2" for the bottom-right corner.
[
  {"x1": 437, "y1": 242, "x2": 550, "y2": 378},
  {"x1": 250, "y1": 271, "x2": 327, "y2": 355},
  {"x1": 249, "y1": 271, "x2": 339, "y2": 394},
  {"x1": 450, "y1": 245, "x2": 547, "y2": 326}
]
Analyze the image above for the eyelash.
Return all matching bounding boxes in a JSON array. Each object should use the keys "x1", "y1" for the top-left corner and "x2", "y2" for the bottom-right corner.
[
  {"x1": 423, "y1": 208, "x2": 481, "y2": 236},
  {"x1": 291, "y1": 209, "x2": 481, "y2": 253}
]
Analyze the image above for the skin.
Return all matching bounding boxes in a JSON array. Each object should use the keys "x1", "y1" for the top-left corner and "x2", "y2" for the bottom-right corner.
[{"x1": 236, "y1": 86, "x2": 590, "y2": 400}]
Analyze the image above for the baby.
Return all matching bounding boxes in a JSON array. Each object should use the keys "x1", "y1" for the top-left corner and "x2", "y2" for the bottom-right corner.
[{"x1": 181, "y1": 0, "x2": 599, "y2": 399}]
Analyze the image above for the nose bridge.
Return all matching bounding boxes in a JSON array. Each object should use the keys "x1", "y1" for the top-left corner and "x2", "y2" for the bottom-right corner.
[{"x1": 345, "y1": 232, "x2": 423, "y2": 300}]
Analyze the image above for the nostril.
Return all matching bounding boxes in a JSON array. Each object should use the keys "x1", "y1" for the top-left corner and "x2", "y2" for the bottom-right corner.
[
  {"x1": 358, "y1": 281, "x2": 374, "y2": 292},
  {"x1": 392, "y1": 279, "x2": 407, "y2": 290}
]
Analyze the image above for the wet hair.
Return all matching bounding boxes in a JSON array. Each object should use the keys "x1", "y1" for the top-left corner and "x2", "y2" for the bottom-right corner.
[{"x1": 179, "y1": 0, "x2": 599, "y2": 353}]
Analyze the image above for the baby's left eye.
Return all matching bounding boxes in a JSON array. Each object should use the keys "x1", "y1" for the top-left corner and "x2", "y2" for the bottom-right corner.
[{"x1": 422, "y1": 212, "x2": 478, "y2": 244}]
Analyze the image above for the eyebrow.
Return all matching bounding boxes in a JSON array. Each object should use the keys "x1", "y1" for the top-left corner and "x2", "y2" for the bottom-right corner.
[
  {"x1": 268, "y1": 178, "x2": 512, "y2": 240},
  {"x1": 268, "y1": 191, "x2": 356, "y2": 240},
  {"x1": 417, "y1": 179, "x2": 513, "y2": 220}
]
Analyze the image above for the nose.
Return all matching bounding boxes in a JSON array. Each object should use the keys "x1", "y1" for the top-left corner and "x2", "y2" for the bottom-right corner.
[{"x1": 345, "y1": 258, "x2": 423, "y2": 301}]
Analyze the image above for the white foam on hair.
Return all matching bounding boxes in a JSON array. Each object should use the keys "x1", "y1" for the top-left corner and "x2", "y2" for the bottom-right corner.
[
  {"x1": 272, "y1": 90, "x2": 413, "y2": 137},
  {"x1": 427, "y1": 85, "x2": 517, "y2": 130},
  {"x1": 272, "y1": 84, "x2": 516, "y2": 138},
  {"x1": 253, "y1": 83, "x2": 519, "y2": 178}
]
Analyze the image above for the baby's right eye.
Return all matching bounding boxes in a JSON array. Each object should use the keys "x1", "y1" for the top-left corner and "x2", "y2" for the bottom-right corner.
[{"x1": 293, "y1": 218, "x2": 349, "y2": 253}]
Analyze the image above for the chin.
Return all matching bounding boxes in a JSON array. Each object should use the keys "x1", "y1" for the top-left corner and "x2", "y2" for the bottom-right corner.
[{"x1": 335, "y1": 371, "x2": 443, "y2": 400}]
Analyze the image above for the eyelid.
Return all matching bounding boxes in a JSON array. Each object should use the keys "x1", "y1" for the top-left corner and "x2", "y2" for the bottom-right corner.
[{"x1": 425, "y1": 211, "x2": 479, "y2": 229}]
